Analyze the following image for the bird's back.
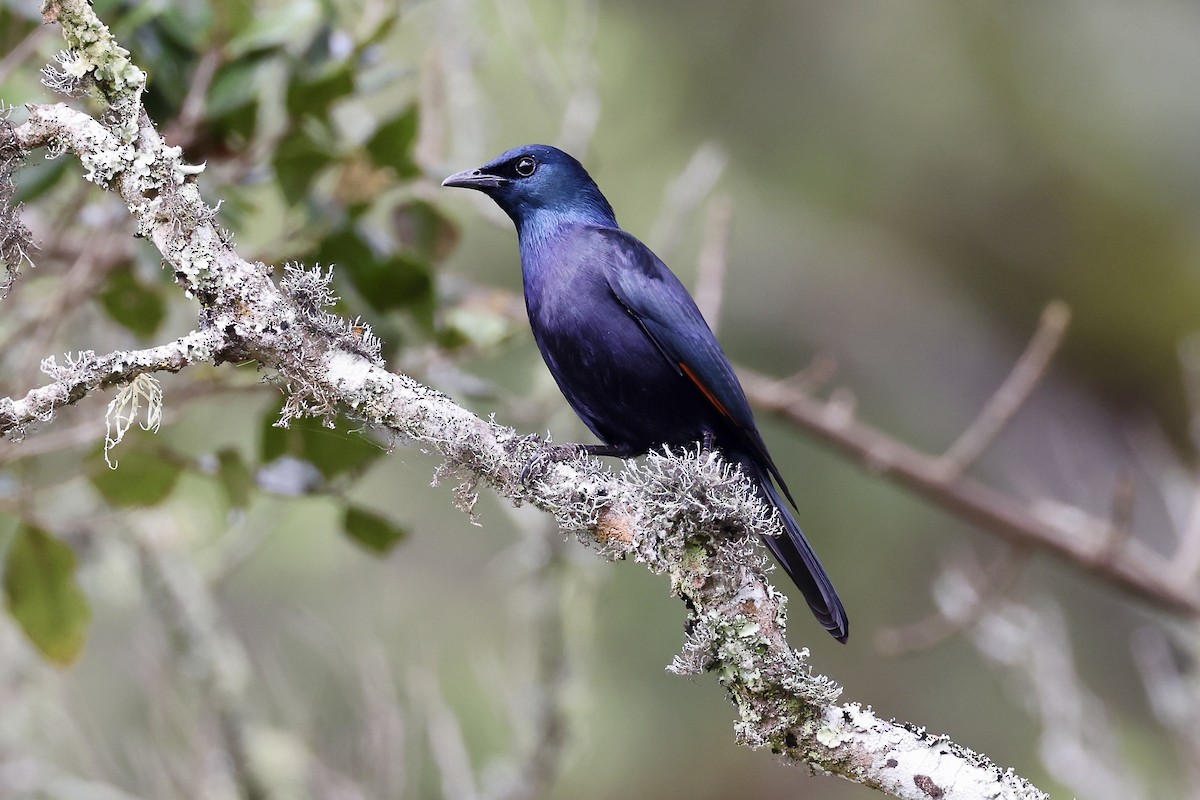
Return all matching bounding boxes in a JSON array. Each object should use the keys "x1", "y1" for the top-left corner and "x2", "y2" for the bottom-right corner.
[{"x1": 519, "y1": 223, "x2": 733, "y2": 453}]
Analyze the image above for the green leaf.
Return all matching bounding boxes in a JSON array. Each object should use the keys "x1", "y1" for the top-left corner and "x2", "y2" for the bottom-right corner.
[
  {"x1": 342, "y1": 506, "x2": 408, "y2": 555},
  {"x1": 216, "y1": 448, "x2": 253, "y2": 509},
  {"x1": 227, "y1": 0, "x2": 321, "y2": 58},
  {"x1": 3, "y1": 523, "x2": 92, "y2": 665},
  {"x1": 372, "y1": 253, "x2": 434, "y2": 322},
  {"x1": 132, "y1": 15, "x2": 206, "y2": 121},
  {"x1": 317, "y1": 228, "x2": 434, "y2": 315},
  {"x1": 98, "y1": 264, "x2": 166, "y2": 338},
  {"x1": 206, "y1": 56, "x2": 264, "y2": 119},
  {"x1": 206, "y1": 0, "x2": 257, "y2": 44},
  {"x1": 392, "y1": 200, "x2": 459, "y2": 262},
  {"x1": 274, "y1": 127, "x2": 334, "y2": 199},
  {"x1": 285, "y1": 64, "x2": 355, "y2": 122},
  {"x1": 259, "y1": 408, "x2": 383, "y2": 481},
  {"x1": 365, "y1": 106, "x2": 420, "y2": 178},
  {"x1": 360, "y1": 6, "x2": 399, "y2": 49},
  {"x1": 90, "y1": 448, "x2": 183, "y2": 507},
  {"x1": 137, "y1": 4, "x2": 213, "y2": 52},
  {"x1": 13, "y1": 157, "x2": 71, "y2": 205}
]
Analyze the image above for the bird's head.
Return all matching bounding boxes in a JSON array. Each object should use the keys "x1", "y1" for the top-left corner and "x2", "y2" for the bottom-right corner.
[{"x1": 442, "y1": 145, "x2": 616, "y2": 229}]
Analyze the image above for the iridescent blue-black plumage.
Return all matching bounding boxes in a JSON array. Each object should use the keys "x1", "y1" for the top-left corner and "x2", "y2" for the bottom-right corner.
[{"x1": 444, "y1": 145, "x2": 848, "y2": 642}]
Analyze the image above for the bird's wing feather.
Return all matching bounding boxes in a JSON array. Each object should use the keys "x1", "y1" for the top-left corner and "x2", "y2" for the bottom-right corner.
[{"x1": 594, "y1": 227, "x2": 799, "y2": 507}]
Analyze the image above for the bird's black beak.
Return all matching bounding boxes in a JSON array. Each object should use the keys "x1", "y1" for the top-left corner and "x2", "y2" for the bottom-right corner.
[{"x1": 442, "y1": 168, "x2": 509, "y2": 191}]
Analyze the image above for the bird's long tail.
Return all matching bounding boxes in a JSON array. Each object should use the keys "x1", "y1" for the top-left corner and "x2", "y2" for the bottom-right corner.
[{"x1": 740, "y1": 460, "x2": 849, "y2": 642}]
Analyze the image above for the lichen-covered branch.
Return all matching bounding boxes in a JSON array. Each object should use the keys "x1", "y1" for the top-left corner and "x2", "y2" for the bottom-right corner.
[
  {"x1": 0, "y1": 330, "x2": 218, "y2": 438},
  {"x1": 0, "y1": 1, "x2": 1052, "y2": 797}
]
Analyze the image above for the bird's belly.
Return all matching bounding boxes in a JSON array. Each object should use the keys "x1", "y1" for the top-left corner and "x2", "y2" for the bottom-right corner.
[{"x1": 533, "y1": 308, "x2": 715, "y2": 452}]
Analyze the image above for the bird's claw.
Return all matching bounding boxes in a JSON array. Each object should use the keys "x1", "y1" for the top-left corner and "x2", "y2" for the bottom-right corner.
[{"x1": 519, "y1": 442, "x2": 582, "y2": 485}]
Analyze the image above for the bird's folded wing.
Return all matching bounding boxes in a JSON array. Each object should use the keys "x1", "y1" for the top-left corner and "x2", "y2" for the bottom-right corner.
[{"x1": 595, "y1": 227, "x2": 799, "y2": 507}]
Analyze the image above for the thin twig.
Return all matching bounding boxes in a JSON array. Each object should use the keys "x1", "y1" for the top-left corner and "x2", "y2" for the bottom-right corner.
[
  {"x1": 972, "y1": 599, "x2": 1148, "y2": 800},
  {"x1": 0, "y1": 26, "x2": 51, "y2": 84},
  {"x1": 162, "y1": 47, "x2": 224, "y2": 149},
  {"x1": 875, "y1": 547, "x2": 1027, "y2": 656},
  {"x1": 554, "y1": 0, "x2": 600, "y2": 159},
  {"x1": 1097, "y1": 472, "x2": 1137, "y2": 564},
  {"x1": 485, "y1": 519, "x2": 572, "y2": 800},
  {"x1": 648, "y1": 143, "x2": 728, "y2": 258},
  {"x1": 492, "y1": 0, "x2": 564, "y2": 106},
  {"x1": 352, "y1": 644, "x2": 408, "y2": 799},
  {"x1": 739, "y1": 364, "x2": 1200, "y2": 616},
  {"x1": 1171, "y1": 334, "x2": 1200, "y2": 587},
  {"x1": 692, "y1": 194, "x2": 733, "y2": 332},
  {"x1": 935, "y1": 301, "x2": 1071, "y2": 478},
  {"x1": 0, "y1": 330, "x2": 221, "y2": 437},
  {"x1": 1171, "y1": 484, "x2": 1200, "y2": 587},
  {"x1": 1130, "y1": 625, "x2": 1200, "y2": 797},
  {"x1": 134, "y1": 528, "x2": 270, "y2": 800},
  {"x1": 20, "y1": 227, "x2": 129, "y2": 386},
  {"x1": 409, "y1": 666, "x2": 479, "y2": 800}
]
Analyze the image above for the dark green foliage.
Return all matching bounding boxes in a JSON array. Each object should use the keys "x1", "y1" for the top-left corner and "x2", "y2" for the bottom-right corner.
[
  {"x1": 90, "y1": 446, "x2": 184, "y2": 507},
  {"x1": 259, "y1": 405, "x2": 384, "y2": 482},
  {"x1": 286, "y1": 64, "x2": 355, "y2": 123},
  {"x1": 98, "y1": 264, "x2": 166, "y2": 338},
  {"x1": 274, "y1": 126, "x2": 335, "y2": 200},
  {"x1": 393, "y1": 200, "x2": 459, "y2": 264},
  {"x1": 6, "y1": 0, "x2": 435, "y2": 667},
  {"x1": 366, "y1": 106, "x2": 421, "y2": 179},
  {"x1": 2, "y1": 519, "x2": 92, "y2": 665},
  {"x1": 216, "y1": 447, "x2": 253, "y2": 509},
  {"x1": 12, "y1": 158, "x2": 72, "y2": 206},
  {"x1": 316, "y1": 227, "x2": 434, "y2": 317},
  {"x1": 204, "y1": 56, "x2": 266, "y2": 141},
  {"x1": 225, "y1": 0, "x2": 321, "y2": 58},
  {"x1": 342, "y1": 505, "x2": 408, "y2": 555}
]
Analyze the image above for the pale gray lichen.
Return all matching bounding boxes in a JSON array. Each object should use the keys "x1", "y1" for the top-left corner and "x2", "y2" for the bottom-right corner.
[
  {"x1": 79, "y1": 140, "x2": 131, "y2": 185},
  {"x1": 41, "y1": 52, "x2": 88, "y2": 97},
  {"x1": 280, "y1": 263, "x2": 383, "y2": 364},
  {"x1": 173, "y1": 159, "x2": 206, "y2": 183},
  {"x1": 0, "y1": 122, "x2": 36, "y2": 297},
  {"x1": 41, "y1": 350, "x2": 97, "y2": 381},
  {"x1": 613, "y1": 447, "x2": 778, "y2": 568},
  {"x1": 44, "y1": 0, "x2": 147, "y2": 140}
]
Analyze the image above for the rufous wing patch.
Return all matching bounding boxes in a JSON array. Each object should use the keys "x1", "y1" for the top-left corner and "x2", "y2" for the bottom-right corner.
[{"x1": 680, "y1": 361, "x2": 734, "y2": 421}]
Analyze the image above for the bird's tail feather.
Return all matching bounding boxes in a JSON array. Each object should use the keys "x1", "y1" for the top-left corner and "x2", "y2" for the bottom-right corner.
[{"x1": 745, "y1": 464, "x2": 849, "y2": 642}]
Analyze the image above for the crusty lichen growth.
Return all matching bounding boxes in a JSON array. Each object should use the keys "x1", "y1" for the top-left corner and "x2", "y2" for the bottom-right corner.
[
  {"x1": 0, "y1": 120, "x2": 35, "y2": 296},
  {"x1": 41, "y1": 0, "x2": 146, "y2": 140},
  {"x1": 280, "y1": 263, "x2": 383, "y2": 364},
  {"x1": 1, "y1": 332, "x2": 215, "y2": 439},
  {"x1": 804, "y1": 704, "x2": 1050, "y2": 800},
  {"x1": 515, "y1": 446, "x2": 845, "y2": 743}
]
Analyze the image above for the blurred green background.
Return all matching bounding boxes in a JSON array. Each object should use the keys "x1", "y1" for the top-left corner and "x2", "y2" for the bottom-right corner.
[{"x1": 3, "y1": 0, "x2": 1200, "y2": 797}]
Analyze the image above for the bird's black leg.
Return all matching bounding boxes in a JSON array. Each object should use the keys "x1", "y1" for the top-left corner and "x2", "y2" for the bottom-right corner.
[
  {"x1": 578, "y1": 443, "x2": 638, "y2": 459},
  {"x1": 519, "y1": 441, "x2": 639, "y2": 485},
  {"x1": 701, "y1": 430, "x2": 716, "y2": 453}
]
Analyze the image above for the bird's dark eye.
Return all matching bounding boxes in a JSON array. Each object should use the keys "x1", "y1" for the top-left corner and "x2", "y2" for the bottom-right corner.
[{"x1": 514, "y1": 156, "x2": 538, "y2": 177}]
